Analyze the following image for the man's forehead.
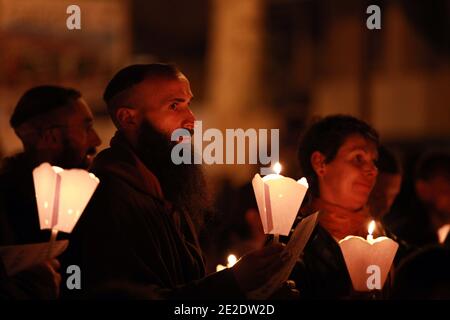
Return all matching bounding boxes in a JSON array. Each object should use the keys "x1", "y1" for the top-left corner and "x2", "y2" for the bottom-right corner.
[
  {"x1": 138, "y1": 76, "x2": 192, "y2": 98},
  {"x1": 67, "y1": 98, "x2": 94, "y2": 121}
]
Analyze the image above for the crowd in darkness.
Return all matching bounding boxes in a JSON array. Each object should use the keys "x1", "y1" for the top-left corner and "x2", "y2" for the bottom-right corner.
[{"x1": 1, "y1": 64, "x2": 449, "y2": 300}]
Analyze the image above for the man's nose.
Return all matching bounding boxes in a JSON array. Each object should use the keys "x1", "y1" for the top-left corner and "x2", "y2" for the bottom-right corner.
[
  {"x1": 90, "y1": 129, "x2": 102, "y2": 147},
  {"x1": 186, "y1": 107, "x2": 196, "y2": 123}
]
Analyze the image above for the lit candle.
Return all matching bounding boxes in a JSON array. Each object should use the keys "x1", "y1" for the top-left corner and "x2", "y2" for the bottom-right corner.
[
  {"x1": 33, "y1": 163, "x2": 99, "y2": 257},
  {"x1": 367, "y1": 220, "x2": 375, "y2": 243},
  {"x1": 273, "y1": 162, "x2": 282, "y2": 176},
  {"x1": 437, "y1": 224, "x2": 450, "y2": 244},
  {"x1": 216, "y1": 254, "x2": 238, "y2": 272},
  {"x1": 216, "y1": 264, "x2": 226, "y2": 272},
  {"x1": 227, "y1": 254, "x2": 237, "y2": 268},
  {"x1": 339, "y1": 221, "x2": 399, "y2": 292},
  {"x1": 252, "y1": 162, "x2": 309, "y2": 238}
]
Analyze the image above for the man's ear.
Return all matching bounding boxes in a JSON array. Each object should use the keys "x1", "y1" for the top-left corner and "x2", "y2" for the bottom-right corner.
[
  {"x1": 311, "y1": 151, "x2": 326, "y2": 177},
  {"x1": 116, "y1": 107, "x2": 139, "y2": 129},
  {"x1": 41, "y1": 127, "x2": 61, "y2": 146}
]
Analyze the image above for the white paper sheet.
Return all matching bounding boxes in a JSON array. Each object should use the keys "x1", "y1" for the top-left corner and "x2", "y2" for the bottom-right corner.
[
  {"x1": 247, "y1": 211, "x2": 319, "y2": 299},
  {"x1": 0, "y1": 240, "x2": 68, "y2": 276}
]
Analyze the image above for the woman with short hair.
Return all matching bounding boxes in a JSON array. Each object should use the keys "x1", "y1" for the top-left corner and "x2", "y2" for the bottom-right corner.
[{"x1": 291, "y1": 114, "x2": 380, "y2": 299}]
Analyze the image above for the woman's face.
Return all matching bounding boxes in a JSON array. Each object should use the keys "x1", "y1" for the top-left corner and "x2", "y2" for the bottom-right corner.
[{"x1": 316, "y1": 134, "x2": 378, "y2": 210}]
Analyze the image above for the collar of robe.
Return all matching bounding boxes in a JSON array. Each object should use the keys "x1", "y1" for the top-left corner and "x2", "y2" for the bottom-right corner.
[{"x1": 93, "y1": 131, "x2": 166, "y2": 201}]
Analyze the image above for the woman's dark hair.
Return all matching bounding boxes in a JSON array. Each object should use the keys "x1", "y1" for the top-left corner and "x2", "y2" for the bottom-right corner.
[{"x1": 297, "y1": 114, "x2": 379, "y2": 198}]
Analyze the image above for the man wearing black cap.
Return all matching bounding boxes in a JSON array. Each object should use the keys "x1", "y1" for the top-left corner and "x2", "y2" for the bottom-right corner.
[
  {"x1": 61, "y1": 64, "x2": 289, "y2": 299},
  {"x1": 0, "y1": 85, "x2": 101, "y2": 244}
]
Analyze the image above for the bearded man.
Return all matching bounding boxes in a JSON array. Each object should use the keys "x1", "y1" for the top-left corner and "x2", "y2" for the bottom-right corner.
[
  {"x1": 61, "y1": 64, "x2": 288, "y2": 299},
  {"x1": 0, "y1": 85, "x2": 101, "y2": 244}
]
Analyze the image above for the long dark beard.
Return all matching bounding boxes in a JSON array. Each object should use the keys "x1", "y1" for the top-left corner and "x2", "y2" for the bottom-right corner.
[
  {"x1": 135, "y1": 120, "x2": 212, "y2": 232},
  {"x1": 57, "y1": 136, "x2": 94, "y2": 169}
]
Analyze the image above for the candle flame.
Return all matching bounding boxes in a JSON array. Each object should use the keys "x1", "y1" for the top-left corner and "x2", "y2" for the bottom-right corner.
[
  {"x1": 273, "y1": 162, "x2": 282, "y2": 175},
  {"x1": 216, "y1": 264, "x2": 226, "y2": 272},
  {"x1": 368, "y1": 220, "x2": 376, "y2": 236},
  {"x1": 227, "y1": 254, "x2": 237, "y2": 267}
]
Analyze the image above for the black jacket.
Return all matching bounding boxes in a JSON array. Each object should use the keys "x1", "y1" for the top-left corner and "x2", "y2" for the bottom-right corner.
[
  {"x1": 0, "y1": 184, "x2": 57, "y2": 299},
  {"x1": 290, "y1": 224, "x2": 353, "y2": 299},
  {"x1": 0, "y1": 154, "x2": 51, "y2": 245}
]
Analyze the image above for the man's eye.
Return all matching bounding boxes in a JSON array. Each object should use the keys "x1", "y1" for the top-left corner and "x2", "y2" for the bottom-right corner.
[
  {"x1": 170, "y1": 103, "x2": 178, "y2": 110},
  {"x1": 355, "y1": 154, "x2": 364, "y2": 163}
]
